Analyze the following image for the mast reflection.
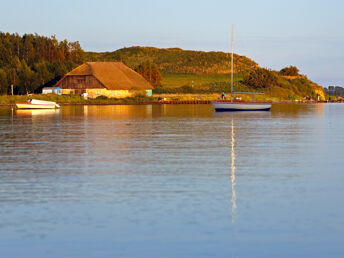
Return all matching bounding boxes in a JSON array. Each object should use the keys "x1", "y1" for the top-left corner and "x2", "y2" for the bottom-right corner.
[{"x1": 231, "y1": 117, "x2": 237, "y2": 223}]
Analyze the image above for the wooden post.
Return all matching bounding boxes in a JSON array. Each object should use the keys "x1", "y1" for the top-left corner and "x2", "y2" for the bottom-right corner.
[{"x1": 11, "y1": 84, "x2": 13, "y2": 96}]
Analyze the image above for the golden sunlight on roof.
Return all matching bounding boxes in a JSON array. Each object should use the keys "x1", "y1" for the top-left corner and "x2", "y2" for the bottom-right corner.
[{"x1": 66, "y1": 62, "x2": 153, "y2": 90}]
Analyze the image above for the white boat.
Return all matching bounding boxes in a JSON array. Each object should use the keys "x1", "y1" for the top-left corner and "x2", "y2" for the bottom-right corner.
[
  {"x1": 211, "y1": 24, "x2": 271, "y2": 112},
  {"x1": 16, "y1": 99, "x2": 60, "y2": 109},
  {"x1": 211, "y1": 101, "x2": 271, "y2": 111}
]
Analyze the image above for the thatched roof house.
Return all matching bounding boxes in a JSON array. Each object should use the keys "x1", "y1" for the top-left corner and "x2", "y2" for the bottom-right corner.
[{"x1": 56, "y1": 62, "x2": 153, "y2": 98}]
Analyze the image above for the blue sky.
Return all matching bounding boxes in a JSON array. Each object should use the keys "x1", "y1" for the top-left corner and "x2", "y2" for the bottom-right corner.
[{"x1": 1, "y1": 0, "x2": 343, "y2": 86}]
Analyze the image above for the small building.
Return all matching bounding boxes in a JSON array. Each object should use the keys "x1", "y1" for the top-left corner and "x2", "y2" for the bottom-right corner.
[
  {"x1": 55, "y1": 62, "x2": 153, "y2": 98},
  {"x1": 42, "y1": 87, "x2": 62, "y2": 95}
]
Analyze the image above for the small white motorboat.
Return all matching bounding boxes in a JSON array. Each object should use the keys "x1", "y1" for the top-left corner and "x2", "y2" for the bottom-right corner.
[{"x1": 16, "y1": 99, "x2": 60, "y2": 109}]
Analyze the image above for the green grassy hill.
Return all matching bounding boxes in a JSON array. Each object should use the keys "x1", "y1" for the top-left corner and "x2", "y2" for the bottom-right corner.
[
  {"x1": 85, "y1": 46, "x2": 326, "y2": 101},
  {"x1": 158, "y1": 73, "x2": 325, "y2": 101},
  {"x1": 85, "y1": 46, "x2": 257, "y2": 74}
]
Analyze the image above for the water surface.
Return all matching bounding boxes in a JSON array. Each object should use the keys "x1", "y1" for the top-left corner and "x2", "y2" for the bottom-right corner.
[{"x1": 0, "y1": 104, "x2": 343, "y2": 257}]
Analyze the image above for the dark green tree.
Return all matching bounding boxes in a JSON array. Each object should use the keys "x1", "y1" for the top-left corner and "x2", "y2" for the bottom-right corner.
[
  {"x1": 0, "y1": 32, "x2": 86, "y2": 94},
  {"x1": 18, "y1": 60, "x2": 35, "y2": 94},
  {"x1": 243, "y1": 68, "x2": 278, "y2": 89},
  {"x1": 34, "y1": 60, "x2": 53, "y2": 86},
  {"x1": 48, "y1": 60, "x2": 68, "y2": 78},
  {"x1": 0, "y1": 68, "x2": 8, "y2": 94},
  {"x1": 8, "y1": 57, "x2": 21, "y2": 94}
]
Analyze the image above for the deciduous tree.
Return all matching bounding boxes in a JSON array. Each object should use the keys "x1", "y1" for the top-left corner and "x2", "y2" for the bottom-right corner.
[
  {"x1": 280, "y1": 65, "x2": 299, "y2": 76},
  {"x1": 243, "y1": 68, "x2": 278, "y2": 89},
  {"x1": 135, "y1": 61, "x2": 161, "y2": 87}
]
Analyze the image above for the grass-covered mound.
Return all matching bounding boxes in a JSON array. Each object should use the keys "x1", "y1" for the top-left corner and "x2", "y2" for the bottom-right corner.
[{"x1": 85, "y1": 46, "x2": 257, "y2": 74}]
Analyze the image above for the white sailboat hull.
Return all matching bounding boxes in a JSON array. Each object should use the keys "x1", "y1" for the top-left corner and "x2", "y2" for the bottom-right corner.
[
  {"x1": 15, "y1": 99, "x2": 60, "y2": 109},
  {"x1": 211, "y1": 101, "x2": 271, "y2": 111}
]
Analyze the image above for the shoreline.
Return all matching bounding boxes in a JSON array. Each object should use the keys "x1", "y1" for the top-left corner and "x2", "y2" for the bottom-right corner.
[
  {"x1": 0, "y1": 93, "x2": 340, "y2": 106},
  {"x1": 0, "y1": 100, "x2": 340, "y2": 107}
]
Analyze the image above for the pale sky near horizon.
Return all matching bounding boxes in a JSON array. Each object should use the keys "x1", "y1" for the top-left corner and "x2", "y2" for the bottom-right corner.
[{"x1": 1, "y1": 0, "x2": 343, "y2": 86}]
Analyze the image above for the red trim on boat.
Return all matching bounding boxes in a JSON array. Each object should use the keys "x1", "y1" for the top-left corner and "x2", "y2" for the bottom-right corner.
[{"x1": 15, "y1": 102, "x2": 54, "y2": 105}]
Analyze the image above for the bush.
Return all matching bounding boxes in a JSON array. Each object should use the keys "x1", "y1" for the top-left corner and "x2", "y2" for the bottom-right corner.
[
  {"x1": 280, "y1": 66, "x2": 299, "y2": 76},
  {"x1": 95, "y1": 95, "x2": 108, "y2": 100},
  {"x1": 243, "y1": 68, "x2": 278, "y2": 89}
]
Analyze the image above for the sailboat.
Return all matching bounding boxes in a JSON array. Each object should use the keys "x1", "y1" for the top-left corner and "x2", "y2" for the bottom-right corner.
[{"x1": 211, "y1": 25, "x2": 271, "y2": 112}]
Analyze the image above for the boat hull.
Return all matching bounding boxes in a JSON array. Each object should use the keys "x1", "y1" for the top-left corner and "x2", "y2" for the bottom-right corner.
[
  {"x1": 15, "y1": 103, "x2": 58, "y2": 109},
  {"x1": 211, "y1": 102, "x2": 271, "y2": 112}
]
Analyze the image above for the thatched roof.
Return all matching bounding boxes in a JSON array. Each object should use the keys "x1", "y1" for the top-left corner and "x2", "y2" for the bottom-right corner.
[{"x1": 62, "y1": 62, "x2": 153, "y2": 90}]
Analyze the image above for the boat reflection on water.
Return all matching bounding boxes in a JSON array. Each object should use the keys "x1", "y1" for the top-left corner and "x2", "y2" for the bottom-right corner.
[
  {"x1": 212, "y1": 111, "x2": 272, "y2": 223},
  {"x1": 231, "y1": 118, "x2": 237, "y2": 223},
  {"x1": 16, "y1": 109, "x2": 61, "y2": 116}
]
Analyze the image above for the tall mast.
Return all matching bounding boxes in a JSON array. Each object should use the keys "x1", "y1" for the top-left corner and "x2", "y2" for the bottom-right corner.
[{"x1": 231, "y1": 23, "x2": 234, "y2": 103}]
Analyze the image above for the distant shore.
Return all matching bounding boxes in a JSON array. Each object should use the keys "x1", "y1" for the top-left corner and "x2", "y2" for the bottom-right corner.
[{"x1": 0, "y1": 94, "x2": 339, "y2": 107}]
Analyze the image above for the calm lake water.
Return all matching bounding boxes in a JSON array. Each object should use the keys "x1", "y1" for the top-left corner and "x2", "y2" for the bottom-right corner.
[{"x1": 0, "y1": 103, "x2": 344, "y2": 257}]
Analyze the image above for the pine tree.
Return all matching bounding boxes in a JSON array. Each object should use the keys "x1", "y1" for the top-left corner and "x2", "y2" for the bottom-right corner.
[{"x1": 0, "y1": 68, "x2": 8, "y2": 94}]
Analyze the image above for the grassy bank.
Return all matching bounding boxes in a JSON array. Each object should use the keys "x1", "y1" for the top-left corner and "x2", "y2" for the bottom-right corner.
[
  {"x1": 0, "y1": 94, "x2": 332, "y2": 105},
  {"x1": 161, "y1": 73, "x2": 242, "y2": 88},
  {"x1": 158, "y1": 73, "x2": 326, "y2": 101},
  {"x1": 0, "y1": 94, "x2": 155, "y2": 105},
  {"x1": 0, "y1": 93, "x2": 282, "y2": 105},
  {"x1": 157, "y1": 73, "x2": 252, "y2": 94},
  {"x1": 154, "y1": 93, "x2": 280, "y2": 102}
]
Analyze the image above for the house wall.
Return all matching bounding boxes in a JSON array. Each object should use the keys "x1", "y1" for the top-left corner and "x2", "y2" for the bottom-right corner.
[
  {"x1": 42, "y1": 88, "x2": 53, "y2": 94},
  {"x1": 58, "y1": 75, "x2": 103, "y2": 95},
  {"x1": 86, "y1": 89, "x2": 131, "y2": 99},
  {"x1": 61, "y1": 89, "x2": 74, "y2": 95},
  {"x1": 43, "y1": 87, "x2": 61, "y2": 95}
]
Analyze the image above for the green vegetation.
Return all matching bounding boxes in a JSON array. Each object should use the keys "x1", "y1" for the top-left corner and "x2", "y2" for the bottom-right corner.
[
  {"x1": 0, "y1": 32, "x2": 84, "y2": 95},
  {"x1": 155, "y1": 73, "x2": 247, "y2": 94},
  {"x1": 266, "y1": 76, "x2": 324, "y2": 100},
  {"x1": 156, "y1": 70, "x2": 325, "y2": 101},
  {"x1": 279, "y1": 65, "x2": 300, "y2": 76},
  {"x1": 161, "y1": 73, "x2": 241, "y2": 88},
  {"x1": 85, "y1": 46, "x2": 258, "y2": 74},
  {"x1": 243, "y1": 68, "x2": 278, "y2": 89},
  {"x1": 135, "y1": 61, "x2": 162, "y2": 86},
  {"x1": 0, "y1": 94, "x2": 155, "y2": 105}
]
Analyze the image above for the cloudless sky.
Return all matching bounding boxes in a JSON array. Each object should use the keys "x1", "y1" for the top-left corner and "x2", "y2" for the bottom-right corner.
[{"x1": 1, "y1": 0, "x2": 343, "y2": 86}]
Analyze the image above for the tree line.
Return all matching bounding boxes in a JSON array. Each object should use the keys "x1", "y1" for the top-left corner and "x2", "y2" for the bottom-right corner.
[
  {"x1": 243, "y1": 66, "x2": 301, "y2": 89},
  {"x1": 0, "y1": 32, "x2": 84, "y2": 94}
]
